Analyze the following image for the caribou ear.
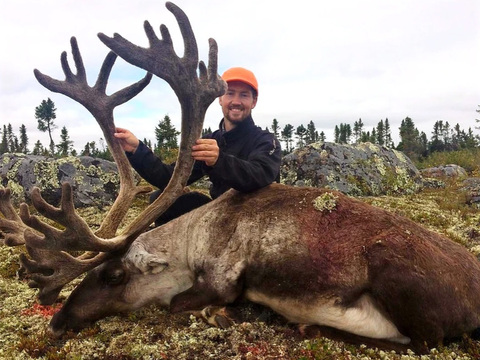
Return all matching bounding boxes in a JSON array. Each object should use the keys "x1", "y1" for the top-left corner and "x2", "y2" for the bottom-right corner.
[
  {"x1": 147, "y1": 256, "x2": 169, "y2": 274},
  {"x1": 125, "y1": 244, "x2": 169, "y2": 274}
]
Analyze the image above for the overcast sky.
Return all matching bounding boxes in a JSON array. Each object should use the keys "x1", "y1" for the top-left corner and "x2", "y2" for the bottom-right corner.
[{"x1": 1, "y1": 0, "x2": 479, "y2": 152}]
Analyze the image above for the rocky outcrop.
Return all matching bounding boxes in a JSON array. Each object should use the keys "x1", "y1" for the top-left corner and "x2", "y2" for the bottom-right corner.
[
  {"x1": 281, "y1": 142, "x2": 423, "y2": 196},
  {"x1": 0, "y1": 153, "x2": 129, "y2": 207},
  {"x1": 461, "y1": 177, "x2": 480, "y2": 207},
  {"x1": 420, "y1": 164, "x2": 468, "y2": 179}
]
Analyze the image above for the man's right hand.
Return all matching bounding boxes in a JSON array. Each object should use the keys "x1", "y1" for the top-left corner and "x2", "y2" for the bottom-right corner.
[{"x1": 114, "y1": 127, "x2": 140, "y2": 153}]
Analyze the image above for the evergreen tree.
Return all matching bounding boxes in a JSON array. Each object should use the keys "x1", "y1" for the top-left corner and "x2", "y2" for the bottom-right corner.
[
  {"x1": 430, "y1": 120, "x2": 445, "y2": 152},
  {"x1": 319, "y1": 131, "x2": 326, "y2": 142},
  {"x1": 306, "y1": 121, "x2": 318, "y2": 144},
  {"x1": 295, "y1": 124, "x2": 307, "y2": 149},
  {"x1": 82, "y1": 142, "x2": 91, "y2": 156},
  {"x1": 81, "y1": 141, "x2": 97, "y2": 157},
  {"x1": 143, "y1": 138, "x2": 152, "y2": 149},
  {"x1": 476, "y1": 105, "x2": 480, "y2": 129},
  {"x1": 97, "y1": 138, "x2": 113, "y2": 160},
  {"x1": 19, "y1": 124, "x2": 28, "y2": 153},
  {"x1": 202, "y1": 127, "x2": 212, "y2": 137},
  {"x1": 334, "y1": 125, "x2": 340, "y2": 143},
  {"x1": 384, "y1": 118, "x2": 393, "y2": 147},
  {"x1": 370, "y1": 128, "x2": 377, "y2": 143},
  {"x1": 397, "y1": 117, "x2": 425, "y2": 160},
  {"x1": 360, "y1": 130, "x2": 370, "y2": 143},
  {"x1": 35, "y1": 98, "x2": 57, "y2": 155},
  {"x1": 6, "y1": 123, "x2": 18, "y2": 152},
  {"x1": 376, "y1": 120, "x2": 385, "y2": 145},
  {"x1": 353, "y1": 118, "x2": 364, "y2": 143},
  {"x1": 155, "y1": 115, "x2": 180, "y2": 151},
  {"x1": 419, "y1": 131, "x2": 428, "y2": 157},
  {"x1": 56, "y1": 126, "x2": 74, "y2": 157},
  {"x1": 0, "y1": 126, "x2": 4, "y2": 154},
  {"x1": 281, "y1": 124, "x2": 294, "y2": 153},
  {"x1": 338, "y1": 123, "x2": 351, "y2": 144},
  {"x1": 464, "y1": 127, "x2": 479, "y2": 148},
  {"x1": 271, "y1": 119, "x2": 280, "y2": 139},
  {"x1": 442, "y1": 121, "x2": 452, "y2": 151},
  {"x1": 32, "y1": 140, "x2": 44, "y2": 155}
]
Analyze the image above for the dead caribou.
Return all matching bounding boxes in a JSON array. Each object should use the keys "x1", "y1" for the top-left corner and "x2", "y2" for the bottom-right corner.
[{"x1": 1, "y1": 1, "x2": 480, "y2": 354}]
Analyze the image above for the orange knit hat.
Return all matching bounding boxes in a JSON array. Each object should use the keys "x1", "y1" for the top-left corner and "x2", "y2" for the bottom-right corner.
[{"x1": 221, "y1": 67, "x2": 258, "y2": 94}]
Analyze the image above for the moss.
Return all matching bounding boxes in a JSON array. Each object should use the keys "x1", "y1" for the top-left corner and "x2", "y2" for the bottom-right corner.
[
  {"x1": 1, "y1": 180, "x2": 480, "y2": 359},
  {"x1": 0, "y1": 246, "x2": 23, "y2": 278}
]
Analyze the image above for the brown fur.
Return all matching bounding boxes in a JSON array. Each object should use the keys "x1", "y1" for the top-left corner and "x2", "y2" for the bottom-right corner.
[{"x1": 50, "y1": 183, "x2": 480, "y2": 352}]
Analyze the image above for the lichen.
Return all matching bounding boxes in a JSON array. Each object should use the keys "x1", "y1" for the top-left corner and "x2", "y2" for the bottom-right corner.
[
  {"x1": 393, "y1": 149, "x2": 409, "y2": 163},
  {"x1": 371, "y1": 154, "x2": 387, "y2": 176},
  {"x1": 1, "y1": 180, "x2": 480, "y2": 359},
  {"x1": 312, "y1": 192, "x2": 339, "y2": 212}
]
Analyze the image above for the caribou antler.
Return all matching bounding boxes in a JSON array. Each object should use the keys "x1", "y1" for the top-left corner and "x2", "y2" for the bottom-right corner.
[
  {"x1": 96, "y1": 1, "x2": 226, "y2": 238},
  {"x1": 2, "y1": 36, "x2": 153, "y2": 303},
  {"x1": 0, "y1": 188, "x2": 30, "y2": 246},
  {"x1": 33, "y1": 37, "x2": 153, "y2": 238},
  {"x1": 5, "y1": 1, "x2": 225, "y2": 304}
]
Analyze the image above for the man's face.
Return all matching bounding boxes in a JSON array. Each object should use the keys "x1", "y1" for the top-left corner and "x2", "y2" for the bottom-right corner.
[{"x1": 219, "y1": 81, "x2": 257, "y2": 127}]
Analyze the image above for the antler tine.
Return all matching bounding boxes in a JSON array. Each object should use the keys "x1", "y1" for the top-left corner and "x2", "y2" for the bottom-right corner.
[
  {"x1": 0, "y1": 188, "x2": 29, "y2": 246},
  {"x1": 20, "y1": 185, "x2": 129, "y2": 252},
  {"x1": 20, "y1": 246, "x2": 109, "y2": 305}
]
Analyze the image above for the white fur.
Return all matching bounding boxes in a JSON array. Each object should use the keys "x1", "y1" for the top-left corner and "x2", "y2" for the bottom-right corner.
[{"x1": 245, "y1": 290, "x2": 410, "y2": 344}]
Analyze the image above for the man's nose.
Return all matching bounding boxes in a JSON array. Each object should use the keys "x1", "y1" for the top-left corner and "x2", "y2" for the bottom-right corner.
[{"x1": 231, "y1": 94, "x2": 242, "y2": 104}]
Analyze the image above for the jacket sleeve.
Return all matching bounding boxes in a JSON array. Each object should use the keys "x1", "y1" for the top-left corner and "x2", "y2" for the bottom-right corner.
[
  {"x1": 206, "y1": 134, "x2": 281, "y2": 193},
  {"x1": 126, "y1": 141, "x2": 205, "y2": 190}
]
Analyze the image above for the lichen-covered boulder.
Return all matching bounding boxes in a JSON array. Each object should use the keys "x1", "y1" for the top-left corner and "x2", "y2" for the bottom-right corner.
[
  {"x1": 461, "y1": 177, "x2": 480, "y2": 207},
  {"x1": 420, "y1": 164, "x2": 468, "y2": 179},
  {"x1": 281, "y1": 142, "x2": 423, "y2": 196},
  {"x1": 0, "y1": 153, "x2": 128, "y2": 207}
]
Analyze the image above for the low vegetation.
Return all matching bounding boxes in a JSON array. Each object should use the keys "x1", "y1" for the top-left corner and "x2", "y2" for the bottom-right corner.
[{"x1": 1, "y1": 174, "x2": 480, "y2": 359}]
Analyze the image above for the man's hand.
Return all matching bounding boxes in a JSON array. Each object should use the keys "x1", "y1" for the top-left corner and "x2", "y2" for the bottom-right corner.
[
  {"x1": 192, "y1": 139, "x2": 219, "y2": 167},
  {"x1": 114, "y1": 127, "x2": 140, "y2": 153}
]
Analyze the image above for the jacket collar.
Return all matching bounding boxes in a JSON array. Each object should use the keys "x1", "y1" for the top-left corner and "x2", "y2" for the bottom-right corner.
[{"x1": 218, "y1": 115, "x2": 256, "y2": 139}]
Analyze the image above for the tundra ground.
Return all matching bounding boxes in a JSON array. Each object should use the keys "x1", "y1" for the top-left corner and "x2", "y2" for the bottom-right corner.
[{"x1": 1, "y1": 180, "x2": 479, "y2": 360}]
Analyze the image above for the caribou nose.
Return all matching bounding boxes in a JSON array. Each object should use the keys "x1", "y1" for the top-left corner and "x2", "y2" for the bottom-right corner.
[
  {"x1": 48, "y1": 310, "x2": 69, "y2": 338},
  {"x1": 47, "y1": 322, "x2": 67, "y2": 338}
]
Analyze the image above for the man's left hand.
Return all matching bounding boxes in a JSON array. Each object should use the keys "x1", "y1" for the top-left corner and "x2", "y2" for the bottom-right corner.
[{"x1": 192, "y1": 139, "x2": 219, "y2": 167}]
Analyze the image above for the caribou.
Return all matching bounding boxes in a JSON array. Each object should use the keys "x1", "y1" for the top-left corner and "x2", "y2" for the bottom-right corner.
[{"x1": 1, "y1": 1, "x2": 480, "y2": 354}]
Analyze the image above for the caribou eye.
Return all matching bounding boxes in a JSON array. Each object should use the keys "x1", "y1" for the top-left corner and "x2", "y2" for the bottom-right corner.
[{"x1": 101, "y1": 267, "x2": 126, "y2": 286}]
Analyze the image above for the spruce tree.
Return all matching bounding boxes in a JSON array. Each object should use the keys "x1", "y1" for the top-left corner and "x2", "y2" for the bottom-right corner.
[
  {"x1": 35, "y1": 98, "x2": 57, "y2": 155},
  {"x1": 19, "y1": 124, "x2": 29, "y2": 153}
]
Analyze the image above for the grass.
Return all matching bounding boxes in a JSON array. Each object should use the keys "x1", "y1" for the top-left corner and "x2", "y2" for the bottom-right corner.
[{"x1": 416, "y1": 148, "x2": 480, "y2": 175}]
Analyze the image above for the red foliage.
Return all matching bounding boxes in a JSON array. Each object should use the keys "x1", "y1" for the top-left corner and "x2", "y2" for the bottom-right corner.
[{"x1": 21, "y1": 303, "x2": 62, "y2": 318}]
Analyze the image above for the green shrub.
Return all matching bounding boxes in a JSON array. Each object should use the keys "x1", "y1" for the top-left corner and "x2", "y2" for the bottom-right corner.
[{"x1": 416, "y1": 148, "x2": 480, "y2": 174}]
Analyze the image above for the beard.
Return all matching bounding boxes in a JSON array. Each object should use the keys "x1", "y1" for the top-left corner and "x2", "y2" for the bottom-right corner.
[{"x1": 224, "y1": 106, "x2": 250, "y2": 124}]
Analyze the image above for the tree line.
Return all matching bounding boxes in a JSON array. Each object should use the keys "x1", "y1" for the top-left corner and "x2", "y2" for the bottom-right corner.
[{"x1": 2, "y1": 98, "x2": 479, "y2": 163}]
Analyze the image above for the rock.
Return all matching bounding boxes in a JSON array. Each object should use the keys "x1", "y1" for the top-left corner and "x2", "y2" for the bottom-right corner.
[
  {"x1": 0, "y1": 153, "x2": 132, "y2": 208},
  {"x1": 281, "y1": 142, "x2": 423, "y2": 196},
  {"x1": 420, "y1": 164, "x2": 468, "y2": 179},
  {"x1": 461, "y1": 177, "x2": 480, "y2": 207}
]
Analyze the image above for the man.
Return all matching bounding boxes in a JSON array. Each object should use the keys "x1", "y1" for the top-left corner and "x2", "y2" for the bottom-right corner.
[{"x1": 114, "y1": 67, "x2": 281, "y2": 225}]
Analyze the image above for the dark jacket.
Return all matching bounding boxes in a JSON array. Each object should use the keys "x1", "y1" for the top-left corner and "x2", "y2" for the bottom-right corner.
[{"x1": 127, "y1": 115, "x2": 282, "y2": 199}]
